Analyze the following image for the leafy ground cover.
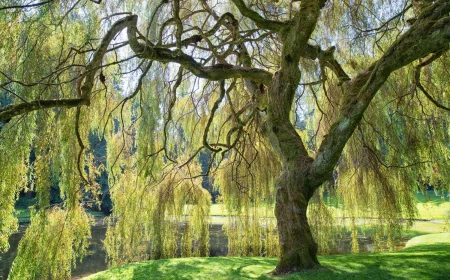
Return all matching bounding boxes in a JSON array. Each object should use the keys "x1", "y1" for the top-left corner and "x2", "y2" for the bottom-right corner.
[{"x1": 84, "y1": 233, "x2": 450, "y2": 280}]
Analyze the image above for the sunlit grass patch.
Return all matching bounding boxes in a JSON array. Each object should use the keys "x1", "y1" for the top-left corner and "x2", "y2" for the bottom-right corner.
[
  {"x1": 84, "y1": 242, "x2": 450, "y2": 280},
  {"x1": 404, "y1": 233, "x2": 450, "y2": 248}
]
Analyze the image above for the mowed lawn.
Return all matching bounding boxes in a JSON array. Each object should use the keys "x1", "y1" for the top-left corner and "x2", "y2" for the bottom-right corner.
[{"x1": 84, "y1": 233, "x2": 450, "y2": 280}]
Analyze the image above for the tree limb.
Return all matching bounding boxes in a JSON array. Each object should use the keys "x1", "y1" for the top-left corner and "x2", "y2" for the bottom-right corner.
[
  {"x1": 414, "y1": 50, "x2": 450, "y2": 111},
  {"x1": 311, "y1": 0, "x2": 450, "y2": 184},
  {"x1": 302, "y1": 44, "x2": 351, "y2": 84},
  {"x1": 230, "y1": 0, "x2": 287, "y2": 32},
  {"x1": 0, "y1": 98, "x2": 87, "y2": 122},
  {"x1": 126, "y1": 15, "x2": 272, "y2": 84},
  {"x1": 203, "y1": 81, "x2": 226, "y2": 153},
  {"x1": 0, "y1": 0, "x2": 53, "y2": 11}
]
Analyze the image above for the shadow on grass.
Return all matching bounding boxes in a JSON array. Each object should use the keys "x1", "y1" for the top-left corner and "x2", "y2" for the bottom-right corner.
[
  {"x1": 86, "y1": 244, "x2": 450, "y2": 280},
  {"x1": 415, "y1": 191, "x2": 449, "y2": 205},
  {"x1": 315, "y1": 244, "x2": 450, "y2": 280},
  {"x1": 127, "y1": 257, "x2": 276, "y2": 280}
]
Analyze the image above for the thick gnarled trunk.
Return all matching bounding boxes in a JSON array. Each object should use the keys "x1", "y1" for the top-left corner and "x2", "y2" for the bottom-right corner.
[
  {"x1": 273, "y1": 160, "x2": 320, "y2": 274},
  {"x1": 267, "y1": 60, "x2": 324, "y2": 273}
]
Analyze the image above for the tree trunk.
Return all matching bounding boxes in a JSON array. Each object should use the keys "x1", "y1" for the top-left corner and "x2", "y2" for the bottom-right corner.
[
  {"x1": 272, "y1": 159, "x2": 320, "y2": 274},
  {"x1": 266, "y1": 61, "x2": 324, "y2": 274}
]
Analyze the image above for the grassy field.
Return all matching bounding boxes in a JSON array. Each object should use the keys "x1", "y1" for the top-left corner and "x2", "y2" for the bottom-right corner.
[
  {"x1": 84, "y1": 233, "x2": 450, "y2": 280},
  {"x1": 404, "y1": 232, "x2": 450, "y2": 248}
]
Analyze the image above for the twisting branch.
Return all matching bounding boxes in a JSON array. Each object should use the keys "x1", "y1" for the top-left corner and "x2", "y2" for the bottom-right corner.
[
  {"x1": 75, "y1": 107, "x2": 89, "y2": 185},
  {"x1": 302, "y1": 44, "x2": 351, "y2": 84},
  {"x1": 0, "y1": 0, "x2": 53, "y2": 11},
  {"x1": 414, "y1": 49, "x2": 450, "y2": 111},
  {"x1": 230, "y1": 0, "x2": 287, "y2": 31},
  {"x1": 163, "y1": 66, "x2": 183, "y2": 163},
  {"x1": 203, "y1": 81, "x2": 226, "y2": 152},
  {"x1": 2, "y1": 13, "x2": 270, "y2": 124},
  {"x1": 200, "y1": 1, "x2": 268, "y2": 113},
  {"x1": 126, "y1": 15, "x2": 272, "y2": 84},
  {"x1": 161, "y1": 12, "x2": 238, "y2": 49},
  {"x1": 79, "y1": 16, "x2": 137, "y2": 101}
]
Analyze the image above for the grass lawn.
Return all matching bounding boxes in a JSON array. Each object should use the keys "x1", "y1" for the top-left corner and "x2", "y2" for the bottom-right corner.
[
  {"x1": 14, "y1": 207, "x2": 106, "y2": 223},
  {"x1": 404, "y1": 232, "x2": 450, "y2": 248},
  {"x1": 84, "y1": 233, "x2": 450, "y2": 280},
  {"x1": 15, "y1": 208, "x2": 32, "y2": 223}
]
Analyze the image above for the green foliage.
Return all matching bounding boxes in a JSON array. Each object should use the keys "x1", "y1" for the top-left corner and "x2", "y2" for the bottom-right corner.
[
  {"x1": 8, "y1": 207, "x2": 91, "y2": 280},
  {"x1": 216, "y1": 139, "x2": 281, "y2": 257},
  {"x1": 0, "y1": 120, "x2": 33, "y2": 252},
  {"x1": 103, "y1": 168, "x2": 211, "y2": 266},
  {"x1": 1, "y1": 0, "x2": 450, "y2": 277}
]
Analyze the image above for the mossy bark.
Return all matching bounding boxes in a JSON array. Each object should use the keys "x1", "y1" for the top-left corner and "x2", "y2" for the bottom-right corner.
[
  {"x1": 265, "y1": 3, "x2": 450, "y2": 273},
  {"x1": 273, "y1": 160, "x2": 320, "y2": 274},
  {"x1": 267, "y1": 58, "x2": 324, "y2": 273}
]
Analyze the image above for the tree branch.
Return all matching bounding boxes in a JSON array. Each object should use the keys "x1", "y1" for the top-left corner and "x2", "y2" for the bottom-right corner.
[
  {"x1": 230, "y1": 0, "x2": 287, "y2": 32},
  {"x1": 0, "y1": 98, "x2": 87, "y2": 122},
  {"x1": 311, "y1": 0, "x2": 450, "y2": 184},
  {"x1": 0, "y1": 0, "x2": 53, "y2": 11},
  {"x1": 414, "y1": 50, "x2": 450, "y2": 111},
  {"x1": 302, "y1": 44, "x2": 351, "y2": 84},
  {"x1": 126, "y1": 15, "x2": 272, "y2": 84},
  {"x1": 1, "y1": 13, "x2": 272, "y2": 124},
  {"x1": 203, "y1": 81, "x2": 226, "y2": 153},
  {"x1": 80, "y1": 15, "x2": 136, "y2": 101}
]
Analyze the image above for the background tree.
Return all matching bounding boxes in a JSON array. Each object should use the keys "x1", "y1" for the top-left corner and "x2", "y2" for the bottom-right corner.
[{"x1": 0, "y1": 0, "x2": 450, "y2": 278}]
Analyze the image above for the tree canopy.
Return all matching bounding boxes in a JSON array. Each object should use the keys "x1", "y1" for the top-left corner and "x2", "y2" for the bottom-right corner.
[{"x1": 0, "y1": 0, "x2": 449, "y2": 278}]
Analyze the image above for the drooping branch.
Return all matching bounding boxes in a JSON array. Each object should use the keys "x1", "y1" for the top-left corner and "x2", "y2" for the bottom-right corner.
[
  {"x1": 79, "y1": 15, "x2": 137, "y2": 101},
  {"x1": 311, "y1": 0, "x2": 450, "y2": 185},
  {"x1": 414, "y1": 49, "x2": 450, "y2": 111},
  {"x1": 75, "y1": 107, "x2": 89, "y2": 185},
  {"x1": 1, "y1": 13, "x2": 272, "y2": 124},
  {"x1": 163, "y1": 66, "x2": 183, "y2": 163},
  {"x1": 203, "y1": 81, "x2": 226, "y2": 153},
  {"x1": 0, "y1": 16, "x2": 132, "y2": 122}
]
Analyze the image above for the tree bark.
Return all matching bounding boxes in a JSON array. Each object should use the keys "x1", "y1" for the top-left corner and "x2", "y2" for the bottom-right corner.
[
  {"x1": 273, "y1": 159, "x2": 320, "y2": 274},
  {"x1": 269, "y1": 1, "x2": 450, "y2": 274},
  {"x1": 267, "y1": 54, "x2": 323, "y2": 273}
]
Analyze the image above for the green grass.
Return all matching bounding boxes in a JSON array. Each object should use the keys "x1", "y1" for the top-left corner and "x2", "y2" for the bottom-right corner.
[
  {"x1": 14, "y1": 207, "x2": 106, "y2": 223},
  {"x1": 414, "y1": 191, "x2": 449, "y2": 204},
  {"x1": 84, "y1": 243, "x2": 450, "y2": 280},
  {"x1": 416, "y1": 202, "x2": 450, "y2": 220},
  {"x1": 404, "y1": 221, "x2": 449, "y2": 238},
  {"x1": 85, "y1": 209, "x2": 107, "y2": 218},
  {"x1": 404, "y1": 233, "x2": 450, "y2": 248},
  {"x1": 15, "y1": 208, "x2": 32, "y2": 223}
]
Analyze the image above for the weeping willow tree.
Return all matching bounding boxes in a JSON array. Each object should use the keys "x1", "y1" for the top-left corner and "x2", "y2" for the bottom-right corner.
[{"x1": 1, "y1": 0, "x2": 450, "y2": 278}]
